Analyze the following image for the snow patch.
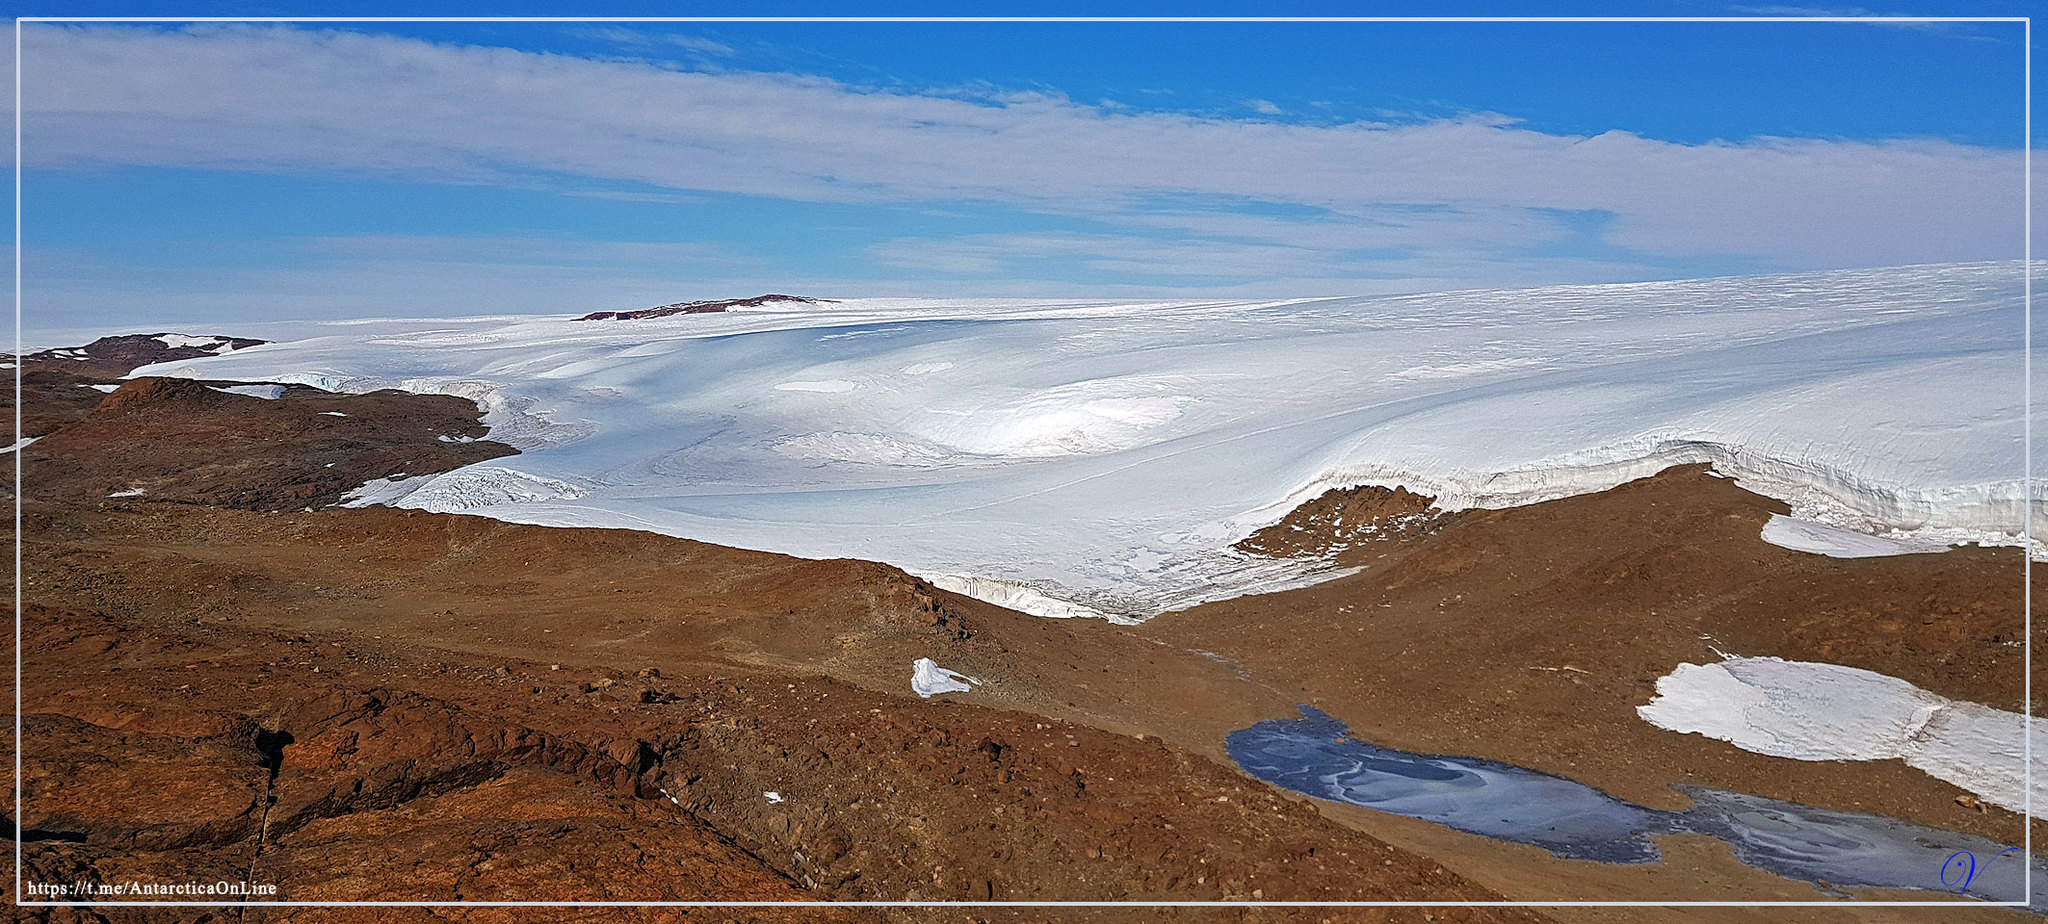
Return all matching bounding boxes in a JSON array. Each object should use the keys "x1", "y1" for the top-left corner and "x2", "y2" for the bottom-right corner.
[
  {"x1": 0, "y1": 436, "x2": 38, "y2": 454},
  {"x1": 211, "y1": 384, "x2": 284, "y2": 400},
  {"x1": 83, "y1": 384, "x2": 119, "y2": 393},
  {"x1": 154, "y1": 333, "x2": 226, "y2": 350},
  {"x1": 911, "y1": 658, "x2": 980, "y2": 698},
  {"x1": 1760, "y1": 514, "x2": 1955, "y2": 558},
  {"x1": 107, "y1": 487, "x2": 146, "y2": 498},
  {"x1": 1639, "y1": 657, "x2": 2046, "y2": 816}
]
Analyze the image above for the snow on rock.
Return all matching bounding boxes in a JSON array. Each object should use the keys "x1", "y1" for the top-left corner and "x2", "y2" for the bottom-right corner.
[
  {"x1": 0, "y1": 436, "x2": 39, "y2": 454},
  {"x1": 1639, "y1": 656, "x2": 2046, "y2": 816},
  {"x1": 154, "y1": 333, "x2": 240, "y2": 353},
  {"x1": 911, "y1": 657, "x2": 980, "y2": 698},
  {"x1": 129, "y1": 262, "x2": 2040, "y2": 621},
  {"x1": 1760, "y1": 514, "x2": 1956, "y2": 558}
]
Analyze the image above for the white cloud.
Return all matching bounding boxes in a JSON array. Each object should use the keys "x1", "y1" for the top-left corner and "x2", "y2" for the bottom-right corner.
[
  {"x1": 24, "y1": 234, "x2": 770, "y2": 327},
  {"x1": 1114, "y1": 204, "x2": 1574, "y2": 253},
  {"x1": 13, "y1": 23, "x2": 2028, "y2": 277},
  {"x1": 26, "y1": 227, "x2": 1664, "y2": 331},
  {"x1": 865, "y1": 229, "x2": 1669, "y2": 292}
]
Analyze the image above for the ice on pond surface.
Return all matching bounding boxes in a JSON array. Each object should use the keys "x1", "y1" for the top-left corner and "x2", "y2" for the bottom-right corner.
[
  {"x1": 1228, "y1": 706, "x2": 2048, "y2": 909},
  {"x1": 1227, "y1": 706, "x2": 1678, "y2": 863}
]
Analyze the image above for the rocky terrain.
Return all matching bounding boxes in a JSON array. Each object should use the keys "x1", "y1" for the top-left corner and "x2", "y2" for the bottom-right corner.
[
  {"x1": 9, "y1": 336, "x2": 1548, "y2": 922},
  {"x1": 21, "y1": 376, "x2": 515, "y2": 512},
  {"x1": 10, "y1": 333, "x2": 266, "y2": 437},
  {"x1": 1234, "y1": 485, "x2": 1447, "y2": 559},
  {"x1": 8, "y1": 333, "x2": 2041, "y2": 922}
]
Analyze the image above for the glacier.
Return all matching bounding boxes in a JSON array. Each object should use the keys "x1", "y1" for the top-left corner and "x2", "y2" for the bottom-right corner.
[{"x1": 127, "y1": 261, "x2": 2038, "y2": 620}]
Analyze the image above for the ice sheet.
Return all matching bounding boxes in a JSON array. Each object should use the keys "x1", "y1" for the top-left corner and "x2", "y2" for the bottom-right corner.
[{"x1": 132, "y1": 261, "x2": 2040, "y2": 619}]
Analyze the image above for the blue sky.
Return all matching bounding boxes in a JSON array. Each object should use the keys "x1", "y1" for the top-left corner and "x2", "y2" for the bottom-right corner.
[{"x1": 12, "y1": 6, "x2": 2036, "y2": 329}]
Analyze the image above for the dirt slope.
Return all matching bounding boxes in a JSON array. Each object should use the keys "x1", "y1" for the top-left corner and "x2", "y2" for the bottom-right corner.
[{"x1": 14, "y1": 333, "x2": 2040, "y2": 921}]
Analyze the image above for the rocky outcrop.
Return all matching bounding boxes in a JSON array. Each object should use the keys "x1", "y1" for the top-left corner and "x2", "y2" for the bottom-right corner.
[
  {"x1": 11, "y1": 333, "x2": 265, "y2": 437},
  {"x1": 20, "y1": 376, "x2": 515, "y2": 511},
  {"x1": 26, "y1": 332, "x2": 266, "y2": 380},
  {"x1": 577, "y1": 294, "x2": 824, "y2": 321},
  {"x1": 1237, "y1": 484, "x2": 1446, "y2": 558}
]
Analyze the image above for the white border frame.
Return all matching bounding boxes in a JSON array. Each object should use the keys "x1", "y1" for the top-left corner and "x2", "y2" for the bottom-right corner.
[{"x1": 12, "y1": 10, "x2": 2031, "y2": 913}]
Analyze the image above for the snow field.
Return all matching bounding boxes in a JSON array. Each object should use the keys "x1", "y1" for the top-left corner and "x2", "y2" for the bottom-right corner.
[{"x1": 130, "y1": 261, "x2": 2037, "y2": 620}]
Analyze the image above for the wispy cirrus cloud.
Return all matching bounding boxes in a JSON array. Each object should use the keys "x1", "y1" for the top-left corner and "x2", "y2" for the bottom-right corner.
[
  {"x1": 575, "y1": 26, "x2": 737, "y2": 57},
  {"x1": 865, "y1": 228, "x2": 1666, "y2": 294},
  {"x1": 13, "y1": 21, "x2": 2028, "y2": 308},
  {"x1": 1726, "y1": 6, "x2": 2010, "y2": 39}
]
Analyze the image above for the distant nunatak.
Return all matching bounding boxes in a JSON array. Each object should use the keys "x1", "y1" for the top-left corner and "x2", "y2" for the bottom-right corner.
[{"x1": 577, "y1": 295, "x2": 826, "y2": 321}]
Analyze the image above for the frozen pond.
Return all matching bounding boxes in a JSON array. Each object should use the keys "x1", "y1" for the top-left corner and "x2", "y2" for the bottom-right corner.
[{"x1": 1227, "y1": 706, "x2": 2046, "y2": 910}]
